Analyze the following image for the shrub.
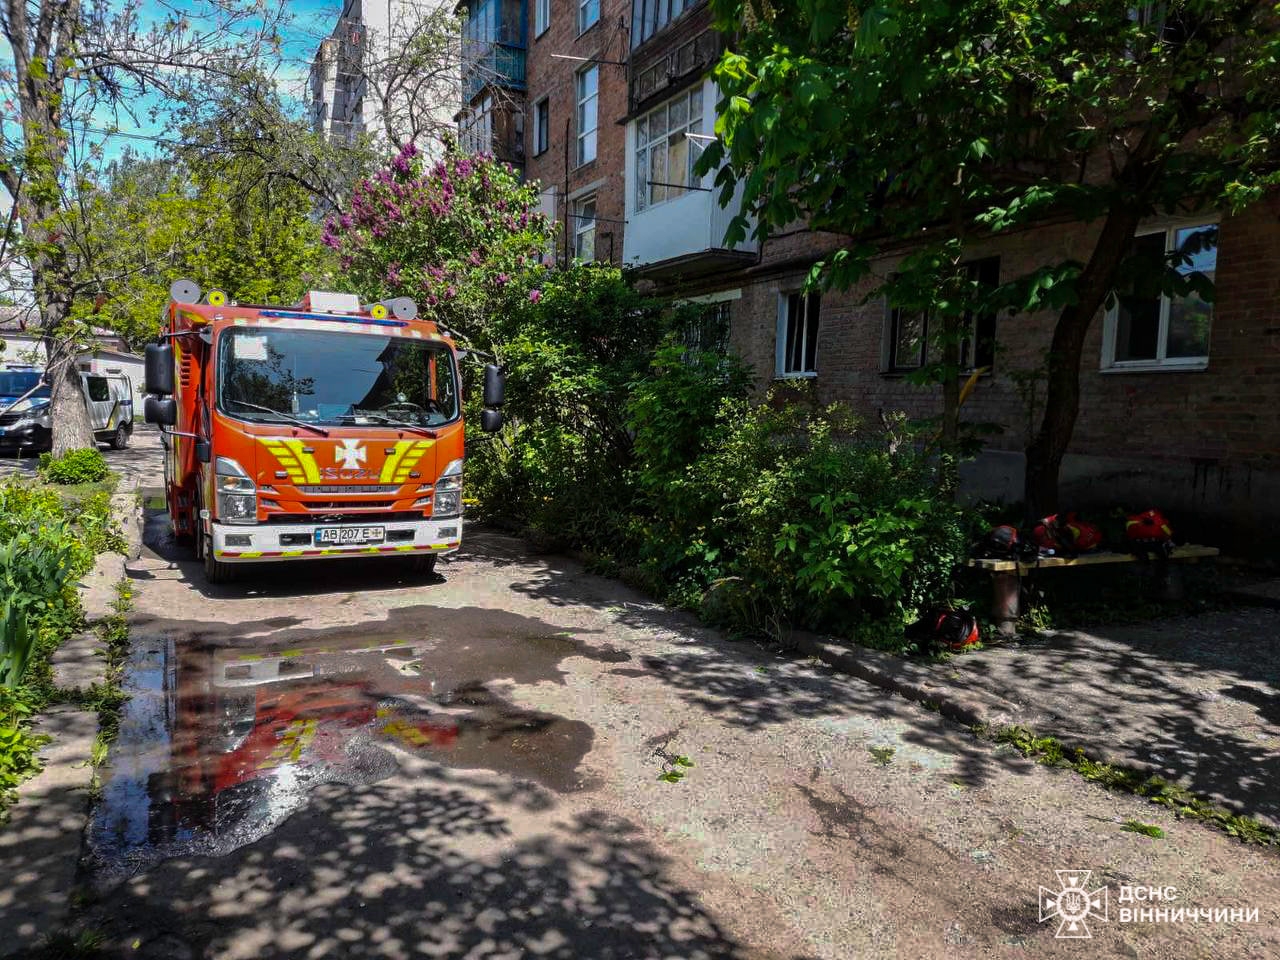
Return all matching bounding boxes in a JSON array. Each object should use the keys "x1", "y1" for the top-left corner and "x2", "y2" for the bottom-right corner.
[
  {"x1": 38, "y1": 447, "x2": 109, "y2": 485},
  {"x1": 634, "y1": 390, "x2": 969, "y2": 643}
]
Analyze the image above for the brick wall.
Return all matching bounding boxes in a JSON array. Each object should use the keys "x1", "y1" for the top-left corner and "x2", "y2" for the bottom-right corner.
[
  {"x1": 524, "y1": 0, "x2": 631, "y2": 265},
  {"x1": 705, "y1": 198, "x2": 1280, "y2": 537}
]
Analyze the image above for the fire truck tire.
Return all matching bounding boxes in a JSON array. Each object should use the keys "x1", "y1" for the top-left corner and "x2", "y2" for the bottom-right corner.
[
  {"x1": 410, "y1": 554, "x2": 438, "y2": 577},
  {"x1": 202, "y1": 533, "x2": 236, "y2": 584},
  {"x1": 109, "y1": 424, "x2": 129, "y2": 450}
]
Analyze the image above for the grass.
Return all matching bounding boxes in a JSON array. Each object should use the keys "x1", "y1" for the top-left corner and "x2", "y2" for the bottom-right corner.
[
  {"x1": 990, "y1": 724, "x2": 1279, "y2": 847},
  {"x1": 869, "y1": 746, "x2": 895, "y2": 765},
  {"x1": 1122, "y1": 819, "x2": 1166, "y2": 839},
  {"x1": 85, "y1": 580, "x2": 133, "y2": 800}
]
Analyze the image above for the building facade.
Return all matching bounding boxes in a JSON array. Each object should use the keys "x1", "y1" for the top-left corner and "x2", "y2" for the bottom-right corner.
[
  {"x1": 310, "y1": 0, "x2": 457, "y2": 149},
  {"x1": 453, "y1": 1, "x2": 1280, "y2": 543}
]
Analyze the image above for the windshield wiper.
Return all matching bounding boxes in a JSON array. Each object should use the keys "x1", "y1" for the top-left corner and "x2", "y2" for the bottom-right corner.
[
  {"x1": 227, "y1": 399, "x2": 330, "y2": 436},
  {"x1": 339, "y1": 412, "x2": 436, "y2": 437}
]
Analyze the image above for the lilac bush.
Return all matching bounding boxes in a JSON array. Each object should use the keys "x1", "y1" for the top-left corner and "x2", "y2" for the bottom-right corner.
[{"x1": 326, "y1": 143, "x2": 554, "y2": 344}]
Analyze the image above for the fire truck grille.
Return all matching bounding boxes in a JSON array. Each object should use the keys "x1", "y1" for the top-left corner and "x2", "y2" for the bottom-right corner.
[
  {"x1": 303, "y1": 501, "x2": 396, "y2": 511},
  {"x1": 266, "y1": 510, "x2": 427, "y2": 524}
]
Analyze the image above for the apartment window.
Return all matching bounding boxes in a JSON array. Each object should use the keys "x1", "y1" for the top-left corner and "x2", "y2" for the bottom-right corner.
[
  {"x1": 1104, "y1": 222, "x2": 1217, "y2": 369},
  {"x1": 885, "y1": 258, "x2": 1000, "y2": 373},
  {"x1": 633, "y1": 0, "x2": 696, "y2": 46},
  {"x1": 634, "y1": 85, "x2": 703, "y2": 211},
  {"x1": 777, "y1": 292, "x2": 820, "y2": 377},
  {"x1": 532, "y1": 97, "x2": 549, "y2": 156},
  {"x1": 573, "y1": 195, "x2": 597, "y2": 261},
  {"x1": 576, "y1": 65, "x2": 598, "y2": 165},
  {"x1": 459, "y1": 94, "x2": 493, "y2": 155},
  {"x1": 534, "y1": 0, "x2": 550, "y2": 37},
  {"x1": 684, "y1": 301, "x2": 731, "y2": 357},
  {"x1": 578, "y1": 0, "x2": 599, "y2": 33}
]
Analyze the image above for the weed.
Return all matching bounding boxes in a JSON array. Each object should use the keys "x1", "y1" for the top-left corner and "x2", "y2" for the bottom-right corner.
[
  {"x1": 869, "y1": 746, "x2": 895, "y2": 765},
  {"x1": 1121, "y1": 819, "x2": 1166, "y2": 839},
  {"x1": 990, "y1": 724, "x2": 1279, "y2": 846}
]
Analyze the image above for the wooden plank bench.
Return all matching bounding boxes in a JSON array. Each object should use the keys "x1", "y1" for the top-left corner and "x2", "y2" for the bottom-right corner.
[{"x1": 968, "y1": 545, "x2": 1220, "y2": 636}]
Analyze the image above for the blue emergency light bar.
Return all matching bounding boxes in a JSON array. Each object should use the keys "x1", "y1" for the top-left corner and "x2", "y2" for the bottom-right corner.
[{"x1": 258, "y1": 310, "x2": 408, "y2": 327}]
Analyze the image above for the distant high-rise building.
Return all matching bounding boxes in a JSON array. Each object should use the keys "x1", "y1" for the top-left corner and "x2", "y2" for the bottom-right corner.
[{"x1": 309, "y1": 1, "x2": 458, "y2": 152}]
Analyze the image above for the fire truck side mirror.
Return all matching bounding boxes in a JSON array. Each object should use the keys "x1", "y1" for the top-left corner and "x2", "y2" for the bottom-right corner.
[
  {"x1": 145, "y1": 396, "x2": 177, "y2": 427},
  {"x1": 481, "y1": 408, "x2": 503, "y2": 434},
  {"x1": 483, "y1": 363, "x2": 505, "y2": 408},
  {"x1": 145, "y1": 343, "x2": 175, "y2": 396},
  {"x1": 195, "y1": 440, "x2": 211, "y2": 463}
]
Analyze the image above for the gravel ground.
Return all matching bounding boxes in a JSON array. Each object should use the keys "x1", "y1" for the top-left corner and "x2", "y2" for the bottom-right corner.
[
  {"x1": 945, "y1": 607, "x2": 1280, "y2": 826},
  {"x1": 61, "y1": 508, "x2": 1280, "y2": 960}
]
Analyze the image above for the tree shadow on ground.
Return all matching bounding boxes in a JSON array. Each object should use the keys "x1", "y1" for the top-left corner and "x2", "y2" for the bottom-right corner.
[
  {"x1": 60, "y1": 765, "x2": 813, "y2": 960},
  {"x1": 953, "y1": 606, "x2": 1280, "y2": 824},
  {"x1": 465, "y1": 529, "x2": 1031, "y2": 789}
]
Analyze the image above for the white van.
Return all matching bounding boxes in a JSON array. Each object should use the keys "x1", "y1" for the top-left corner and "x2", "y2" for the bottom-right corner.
[{"x1": 0, "y1": 367, "x2": 134, "y2": 453}]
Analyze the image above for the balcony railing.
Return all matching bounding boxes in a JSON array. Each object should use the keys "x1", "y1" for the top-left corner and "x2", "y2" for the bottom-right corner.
[{"x1": 462, "y1": 41, "x2": 526, "y2": 99}]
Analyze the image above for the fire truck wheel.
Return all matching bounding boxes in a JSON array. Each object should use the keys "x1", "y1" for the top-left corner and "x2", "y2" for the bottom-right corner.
[
  {"x1": 109, "y1": 424, "x2": 129, "y2": 450},
  {"x1": 409, "y1": 554, "x2": 438, "y2": 578},
  {"x1": 202, "y1": 533, "x2": 236, "y2": 584}
]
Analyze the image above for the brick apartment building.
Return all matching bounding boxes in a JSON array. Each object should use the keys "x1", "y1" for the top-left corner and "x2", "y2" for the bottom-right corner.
[{"x1": 459, "y1": 1, "x2": 1280, "y2": 542}]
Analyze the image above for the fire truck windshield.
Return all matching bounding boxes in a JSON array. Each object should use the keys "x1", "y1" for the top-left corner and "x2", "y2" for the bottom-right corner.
[{"x1": 217, "y1": 327, "x2": 459, "y2": 428}]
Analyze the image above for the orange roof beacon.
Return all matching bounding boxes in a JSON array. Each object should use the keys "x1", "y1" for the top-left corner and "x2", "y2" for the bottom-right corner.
[{"x1": 143, "y1": 281, "x2": 504, "y2": 583}]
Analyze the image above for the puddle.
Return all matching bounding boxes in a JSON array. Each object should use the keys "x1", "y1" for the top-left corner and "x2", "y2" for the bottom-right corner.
[{"x1": 88, "y1": 606, "x2": 627, "y2": 881}]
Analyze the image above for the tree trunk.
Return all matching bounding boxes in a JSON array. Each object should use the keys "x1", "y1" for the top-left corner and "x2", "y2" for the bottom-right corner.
[
  {"x1": 43, "y1": 323, "x2": 94, "y2": 456},
  {"x1": 1023, "y1": 204, "x2": 1145, "y2": 520}
]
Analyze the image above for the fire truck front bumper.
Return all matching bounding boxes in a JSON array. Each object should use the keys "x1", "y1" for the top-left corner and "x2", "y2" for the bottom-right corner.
[{"x1": 210, "y1": 517, "x2": 463, "y2": 562}]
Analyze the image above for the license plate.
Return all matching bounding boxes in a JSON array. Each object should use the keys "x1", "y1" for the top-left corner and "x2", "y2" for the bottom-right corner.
[{"x1": 315, "y1": 526, "x2": 385, "y2": 546}]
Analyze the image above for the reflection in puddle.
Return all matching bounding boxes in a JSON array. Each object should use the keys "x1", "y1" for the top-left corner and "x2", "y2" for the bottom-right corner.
[{"x1": 89, "y1": 615, "x2": 618, "y2": 880}]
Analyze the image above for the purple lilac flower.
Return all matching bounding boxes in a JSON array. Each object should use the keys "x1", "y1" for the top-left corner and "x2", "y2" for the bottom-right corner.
[{"x1": 528, "y1": 289, "x2": 542, "y2": 304}]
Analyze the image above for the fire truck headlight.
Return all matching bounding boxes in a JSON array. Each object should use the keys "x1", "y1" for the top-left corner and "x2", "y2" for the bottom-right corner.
[
  {"x1": 432, "y1": 458, "x2": 463, "y2": 517},
  {"x1": 215, "y1": 457, "x2": 257, "y2": 524}
]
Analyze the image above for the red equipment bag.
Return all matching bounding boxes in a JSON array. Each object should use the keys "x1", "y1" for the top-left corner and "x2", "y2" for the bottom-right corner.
[
  {"x1": 908, "y1": 608, "x2": 980, "y2": 651},
  {"x1": 1033, "y1": 512, "x2": 1102, "y2": 554},
  {"x1": 1125, "y1": 508, "x2": 1173, "y2": 543}
]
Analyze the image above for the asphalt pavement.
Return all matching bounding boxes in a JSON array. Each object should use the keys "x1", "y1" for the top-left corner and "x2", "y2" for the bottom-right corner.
[{"x1": 46, "y1": 436, "x2": 1280, "y2": 958}]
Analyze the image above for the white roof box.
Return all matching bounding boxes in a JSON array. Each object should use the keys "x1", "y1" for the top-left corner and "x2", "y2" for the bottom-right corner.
[{"x1": 301, "y1": 291, "x2": 362, "y2": 314}]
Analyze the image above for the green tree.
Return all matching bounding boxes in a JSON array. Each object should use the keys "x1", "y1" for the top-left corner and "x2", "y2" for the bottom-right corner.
[
  {"x1": 0, "y1": 1, "x2": 285, "y2": 454},
  {"x1": 704, "y1": 0, "x2": 1280, "y2": 515},
  {"x1": 78, "y1": 152, "x2": 329, "y2": 348}
]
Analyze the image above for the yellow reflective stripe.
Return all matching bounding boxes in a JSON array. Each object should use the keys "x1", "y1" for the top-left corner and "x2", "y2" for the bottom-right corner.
[
  {"x1": 280, "y1": 439, "x2": 321, "y2": 483},
  {"x1": 394, "y1": 545, "x2": 416, "y2": 552},
  {"x1": 282, "y1": 550, "x2": 303, "y2": 557},
  {"x1": 239, "y1": 551, "x2": 263, "y2": 559},
  {"x1": 392, "y1": 440, "x2": 434, "y2": 482},
  {"x1": 379, "y1": 440, "x2": 414, "y2": 482}
]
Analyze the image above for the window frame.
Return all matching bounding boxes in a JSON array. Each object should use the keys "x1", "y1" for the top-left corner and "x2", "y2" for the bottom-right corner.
[
  {"x1": 633, "y1": 0, "x2": 696, "y2": 47},
  {"x1": 532, "y1": 96, "x2": 549, "y2": 156},
  {"x1": 573, "y1": 194, "x2": 597, "y2": 261},
  {"x1": 578, "y1": 0, "x2": 599, "y2": 34},
  {"x1": 1100, "y1": 219, "x2": 1217, "y2": 373},
  {"x1": 775, "y1": 290, "x2": 821, "y2": 379},
  {"x1": 882, "y1": 257, "x2": 1000, "y2": 376},
  {"x1": 534, "y1": 0, "x2": 550, "y2": 37},
  {"x1": 575, "y1": 65, "x2": 598, "y2": 166},
  {"x1": 633, "y1": 84, "x2": 704, "y2": 213}
]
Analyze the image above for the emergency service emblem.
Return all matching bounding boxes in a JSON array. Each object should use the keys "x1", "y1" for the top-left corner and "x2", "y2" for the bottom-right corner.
[
  {"x1": 1039, "y1": 870, "x2": 1109, "y2": 938},
  {"x1": 334, "y1": 439, "x2": 367, "y2": 471}
]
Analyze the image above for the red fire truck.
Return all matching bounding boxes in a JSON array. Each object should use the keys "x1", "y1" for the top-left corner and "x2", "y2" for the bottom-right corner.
[{"x1": 143, "y1": 281, "x2": 503, "y2": 583}]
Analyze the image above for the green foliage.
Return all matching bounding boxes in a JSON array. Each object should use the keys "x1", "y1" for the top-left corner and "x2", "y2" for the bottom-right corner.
[
  {"x1": 473, "y1": 266, "x2": 970, "y2": 651},
  {"x1": 992, "y1": 724, "x2": 1279, "y2": 846},
  {"x1": 0, "y1": 700, "x2": 44, "y2": 819},
  {"x1": 468, "y1": 266, "x2": 690, "y2": 554},
  {"x1": 38, "y1": 448, "x2": 109, "y2": 485},
  {"x1": 638, "y1": 391, "x2": 969, "y2": 642},
  {"x1": 1121, "y1": 819, "x2": 1166, "y2": 839},
  {"x1": 869, "y1": 746, "x2": 895, "y2": 765},
  {"x1": 705, "y1": 0, "x2": 1280, "y2": 506}
]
